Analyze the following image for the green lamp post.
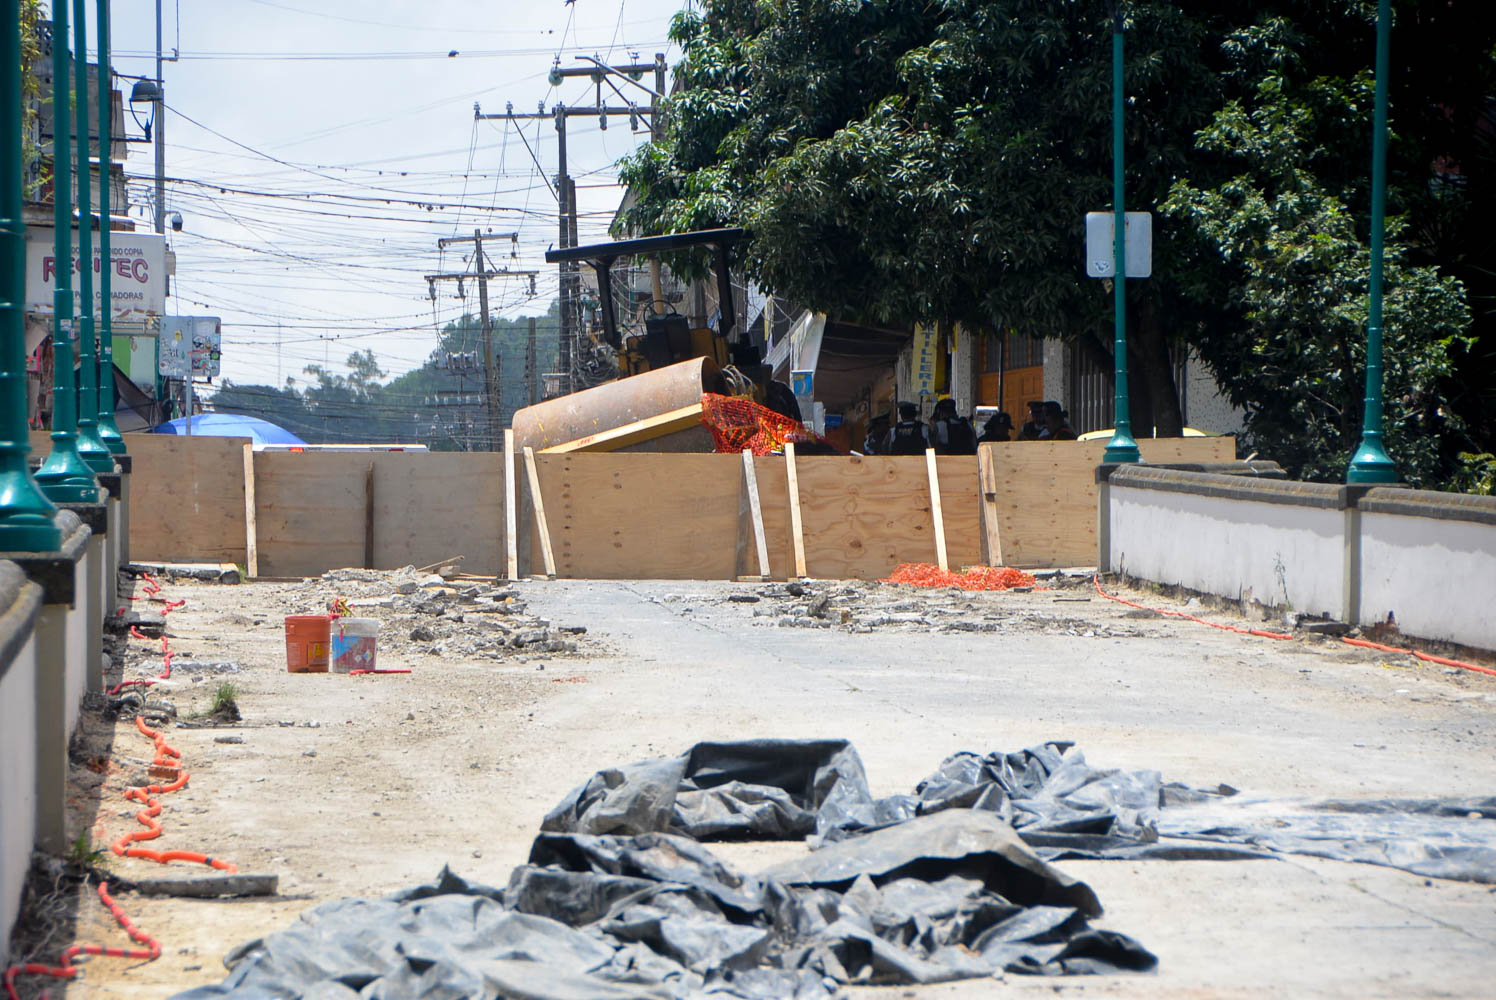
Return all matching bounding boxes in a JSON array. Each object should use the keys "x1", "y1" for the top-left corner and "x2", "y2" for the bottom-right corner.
[
  {"x1": 0, "y1": 0, "x2": 61, "y2": 549},
  {"x1": 95, "y1": 0, "x2": 126, "y2": 454},
  {"x1": 1102, "y1": 2, "x2": 1140, "y2": 465},
  {"x1": 1346, "y1": 0, "x2": 1398, "y2": 484},
  {"x1": 69, "y1": 0, "x2": 112, "y2": 472},
  {"x1": 35, "y1": 0, "x2": 101, "y2": 504}
]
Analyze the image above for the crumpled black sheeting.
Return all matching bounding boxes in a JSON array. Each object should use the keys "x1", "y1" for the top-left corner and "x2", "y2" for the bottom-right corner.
[
  {"x1": 174, "y1": 810, "x2": 1154, "y2": 1000},
  {"x1": 548, "y1": 739, "x2": 1496, "y2": 883}
]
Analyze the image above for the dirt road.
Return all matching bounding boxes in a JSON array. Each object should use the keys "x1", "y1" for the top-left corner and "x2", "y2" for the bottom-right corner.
[{"x1": 27, "y1": 572, "x2": 1496, "y2": 999}]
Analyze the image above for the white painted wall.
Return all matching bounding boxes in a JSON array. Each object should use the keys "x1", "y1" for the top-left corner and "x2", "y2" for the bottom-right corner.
[
  {"x1": 0, "y1": 631, "x2": 39, "y2": 963},
  {"x1": 1360, "y1": 512, "x2": 1496, "y2": 650},
  {"x1": 1109, "y1": 486, "x2": 1345, "y2": 618},
  {"x1": 66, "y1": 553, "x2": 89, "y2": 736}
]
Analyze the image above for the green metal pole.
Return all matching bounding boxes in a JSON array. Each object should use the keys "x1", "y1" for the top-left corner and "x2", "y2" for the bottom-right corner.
[
  {"x1": 0, "y1": 0, "x2": 61, "y2": 549},
  {"x1": 35, "y1": 0, "x2": 100, "y2": 503},
  {"x1": 1346, "y1": 0, "x2": 1398, "y2": 484},
  {"x1": 95, "y1": 0, "x2": 124, "y2": 454},
  {"x1": 1103, "y1": 3, "x2": 1140, "y2": 464},
  {"x1": 70, "y1": 0, "x2": 111, "y2": 471}
]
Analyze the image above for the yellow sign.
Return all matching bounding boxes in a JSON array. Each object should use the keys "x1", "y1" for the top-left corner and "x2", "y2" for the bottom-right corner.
[{"x1": 912, "y1": 324, "x2": 938, "y2": 397}]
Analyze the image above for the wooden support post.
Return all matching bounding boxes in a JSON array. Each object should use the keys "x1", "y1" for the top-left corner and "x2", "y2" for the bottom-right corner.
[
  {"x1": 503, "y1": 429, "x2": 518, "y2": 581},
  {"x1": 741, "y1": 449, "x2": 770, "y2": 580},
  {"x1": 241, "y1": 443, "x2": 258, "y2": 578},
  {"x1": 522, "y1": 446, "x2": 557, "y2": 578},
  {"x1": 363, "y1": 462, "x2": 375, "y2": 570},
  {"x1": 785, "y1": 441, "x2": 807, "y2": 579},
  {"x1": 925, "y1": 447, "x2": 949, "y2": 572},
  {"x1": 976, "y1": 444, "x2": 1003, "y2": 567}
]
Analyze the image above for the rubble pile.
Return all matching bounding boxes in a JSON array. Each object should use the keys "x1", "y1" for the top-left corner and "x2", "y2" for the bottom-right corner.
[
  {"x1": 286, "y1": 568, "x2": 595, "y2": 661},
  {"x1": 717, "y1": 574, "x2": 1148, "y2": 638}
]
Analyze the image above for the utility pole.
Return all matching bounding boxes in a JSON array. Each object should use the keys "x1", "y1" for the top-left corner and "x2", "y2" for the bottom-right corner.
[
  {"x1": 555, "y1": 104, "x2": 571, "y2": 387},
  {"x1": 427, "y1": 230, "x2": 534, "y2": 449},
  {"x1": 526, "y1": 317, "x2": 538, "y2": 406},
  {"x1": 153, "y1": 0, "x2": 165, "y2": 237},
  {"x1": 476, "y1": 55, "x2": 664, "y2": 396},
  {"x1": 473, "y1": 231, "x2": 497, "y2": 449}
]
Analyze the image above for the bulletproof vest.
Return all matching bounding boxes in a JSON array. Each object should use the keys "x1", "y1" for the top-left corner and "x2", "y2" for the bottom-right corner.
[{"x1": 889, "y1": 420, "x2": 926, "y2": 455}]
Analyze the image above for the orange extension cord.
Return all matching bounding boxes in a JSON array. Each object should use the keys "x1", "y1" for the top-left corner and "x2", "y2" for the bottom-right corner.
[
  {"x1": 1091, "y1": 575, "x2": 1496, "y2": 678},
  {"x1": 3, "y1": 882, "x2": 161, "y2": 1000},
  {"x1": 4, "y1": 575, "x2": 238, "y2": 998}
]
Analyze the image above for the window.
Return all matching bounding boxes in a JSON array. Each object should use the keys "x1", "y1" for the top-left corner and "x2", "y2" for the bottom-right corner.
[{"x1": 984, "y1": 332, "x2": 1043, "y2": 372}]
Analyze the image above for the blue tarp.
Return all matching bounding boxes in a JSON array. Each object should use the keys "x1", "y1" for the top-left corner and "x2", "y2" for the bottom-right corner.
[{"x1": 150, "y1": 413, "x2": 307, "y2": 445}]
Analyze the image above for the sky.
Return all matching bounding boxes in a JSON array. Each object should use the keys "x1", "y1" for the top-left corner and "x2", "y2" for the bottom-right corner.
[{"x1": 78, "y1": 0, "x2": 688, "y2": 388}]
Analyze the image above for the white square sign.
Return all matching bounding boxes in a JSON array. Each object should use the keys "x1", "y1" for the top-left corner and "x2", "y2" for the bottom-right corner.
[{"x1": 1085, "y1": 212, "x2": 1152, "y2": 278}]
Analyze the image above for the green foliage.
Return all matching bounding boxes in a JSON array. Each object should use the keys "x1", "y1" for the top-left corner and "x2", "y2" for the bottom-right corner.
[
  {"x1": 66, "y1": 832, "x2": 105, "y2": 868},
  {"x1": 620, "y1": 0, "x2": 1496, "y2": 481},
  {"x1": 619, "y1": 0, "x2": 1242, "y2": 433},
  {"x1": 20, "y1": 0, "x2": 46, "y2": 196},
  {"x1": 1164, "y1": 65, "x2": 1474, "y2": 487},
  {"x1": 211, "y1": 682, "x2": 240, "y2": 716}
]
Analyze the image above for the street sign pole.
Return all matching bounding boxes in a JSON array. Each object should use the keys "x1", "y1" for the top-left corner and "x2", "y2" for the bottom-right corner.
[
  {"x1": 1346, "y1": 0, "x2": 1398, "y2": 484},
  {"x1": 35, "y1": 0, "x2": 101, "y2": 504},
  {"x1": 1102, "y1": 2, "x2": 1140, "y2": 464},
  {"x1": 0, "y1": 0, "x2": 61, "y2": 548}
]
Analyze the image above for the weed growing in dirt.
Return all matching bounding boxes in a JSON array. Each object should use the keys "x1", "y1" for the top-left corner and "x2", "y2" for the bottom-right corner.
[
  {"x1": 212, "y1": 682, "x2": 241, "y2": 717},
  {"x1": 66, "y1": 833, "x2": 106, "y2": 868}
]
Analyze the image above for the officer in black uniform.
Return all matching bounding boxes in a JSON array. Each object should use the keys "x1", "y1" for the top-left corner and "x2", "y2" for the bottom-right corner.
[{"x1": 887, "y1": 401, "x2": 931, "y2": 455}]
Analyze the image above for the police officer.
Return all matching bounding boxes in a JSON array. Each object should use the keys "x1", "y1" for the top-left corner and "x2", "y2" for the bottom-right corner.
[{"x1": 887, "y1": 401, "x2": 931, "y2": 455}]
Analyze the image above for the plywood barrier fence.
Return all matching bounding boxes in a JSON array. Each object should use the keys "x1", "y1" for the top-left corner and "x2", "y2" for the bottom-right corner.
[
  {"x1": 521, "y1": 451, "x2": 980, "y2": 581},
  {"x1": 982, "y1": 437, "x2": 1236, "y2": 568},
  {"x1": 46, "y1": 431, "x2": 1234, "y2": 578}
]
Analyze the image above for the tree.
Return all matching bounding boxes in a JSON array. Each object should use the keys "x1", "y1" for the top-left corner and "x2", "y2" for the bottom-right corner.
[
  {"x1": 1163, "y1": 12, "x2": 1484, "y2": 487},
  {"x1": 620, "y1": 0, "x2": 1245, "y2": 434},
  {"x1": 620, "y1": 0, "x2": 1494, "y2": 477}
]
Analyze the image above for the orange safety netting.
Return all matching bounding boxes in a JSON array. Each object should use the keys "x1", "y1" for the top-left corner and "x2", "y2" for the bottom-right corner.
[
  {"x1": 884, "y1": 563, "x2": 1039, "y2": 591},
  {"x1": 699, "y1": 392, "x2": 825, "y2": 455}
]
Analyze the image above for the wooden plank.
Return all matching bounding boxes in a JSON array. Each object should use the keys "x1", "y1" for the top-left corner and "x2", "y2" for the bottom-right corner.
[
  {"x1": 522, "y1": 447, "x2": 557, "y2": 578},
  {"x1": 363, "y1": 463, "x2": 375, "y2": 570},
  {"x1": 977, "y1": 444, "x2": 1003, "y2": 567},
  {"x1": 925, "y1": 448, "x2": 949, "y2": 572},
  {"x1": 538, "y1": 403, "x2": 705, "y2": 454},
  {"x1": 991, "y1": 437, "x2": 1236, "y2": 568},
  {"x1": 242, "y1": 444, "x2": 258, "y2": 578},
  {"x1": 785, "y1": 442, "x2": 807, "y2": 578},
  {"x1": 742, "y1": 448, "x2": 770, "y2": 579},
  {"x1": 504, "y1": 429, "x2": 518, "y2": 581}
]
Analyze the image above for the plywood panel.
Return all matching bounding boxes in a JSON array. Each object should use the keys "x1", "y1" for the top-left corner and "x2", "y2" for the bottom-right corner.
[
  {"x1": 530, "y1": 452, "x2": 742, "y2": 579},
  {"x1": 763, "y1": 455, "x2": 981, "y2": 581},
  {"x1": 986, "y1": 437, "x2": 1236, "y2": 568},
  {"x1": 368, "y1": 452, "x2": 504, "y2": 576},
  {"x1": 254, "y1": 452, "x2": 368, "y2": 577},
  {"x1": 119, "y1": 433, "x2": 250, "y2": 564}
]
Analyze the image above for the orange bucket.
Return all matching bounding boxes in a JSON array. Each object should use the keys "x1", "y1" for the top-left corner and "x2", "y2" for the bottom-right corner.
[{"x1": 284, "y1": 615, "x2": 331, "y2": 673}]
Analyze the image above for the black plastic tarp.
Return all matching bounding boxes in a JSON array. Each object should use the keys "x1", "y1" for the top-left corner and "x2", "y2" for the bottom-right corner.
[
  {"x1": 174, "y1": 739, "x2": 1495, "y2": 999},
  {"x1": 545, "y1": 739, "x2": 1496, "y2": 883}
]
